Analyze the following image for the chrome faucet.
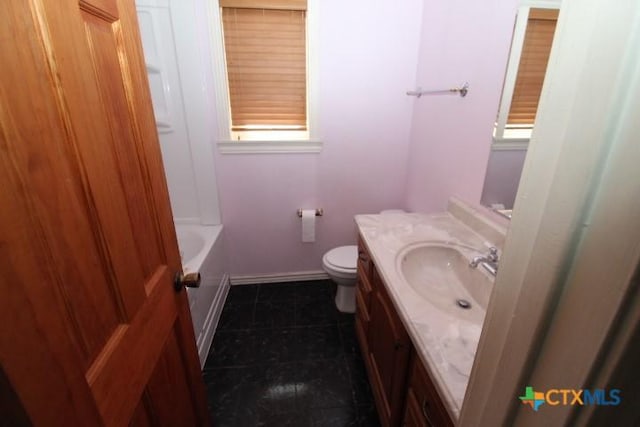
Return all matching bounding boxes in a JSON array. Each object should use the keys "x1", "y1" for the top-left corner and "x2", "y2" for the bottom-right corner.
[{"x1": 470, "y1": 247, "x2": 499, "y2": 276}]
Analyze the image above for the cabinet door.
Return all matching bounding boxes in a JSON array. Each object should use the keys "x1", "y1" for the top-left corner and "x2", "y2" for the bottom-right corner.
[
  {"x1": 368, "y1": 286, "x2": 411, "y2": 426},
  {"x1": 355, "y1": 236, "x2": 374, "y2": 357},
  {"x1": 355, "y1": 280, "x2": 371, "y2": 353},
  {"x1": 358, "y1": 235, "x2": 373, "y2": 278},
  {"x1": 403, "y1": 388, "x2": 428, "y2": 427},
  {"x1": 405, "y1": 356, "x2": 454, "y2": 427}
]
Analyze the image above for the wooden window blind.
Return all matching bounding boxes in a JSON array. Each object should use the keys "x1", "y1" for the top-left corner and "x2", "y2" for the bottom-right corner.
[
  {"x1": 507, "y1": 8, "x2": 559, "y2": 126},
  {"x1": 221, "y1": 0, "x2": 307, "y2": 132}
]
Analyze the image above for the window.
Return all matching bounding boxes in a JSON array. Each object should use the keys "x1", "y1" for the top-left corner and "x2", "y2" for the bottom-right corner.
[
  {"x1": 494, "y1": 6, "x2": 559, "y2": 143},
  {"x1": 209, "y1": 0, "x2": 319, "y2": 152}
]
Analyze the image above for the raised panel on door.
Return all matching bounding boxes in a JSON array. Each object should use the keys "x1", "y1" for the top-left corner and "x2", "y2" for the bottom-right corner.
[
  {"x1": 80, "y1": 4, "x2": 164, "y2": 284},
  {"x1": 0, "y1": 0, "x2": 208, "y2": 425}
]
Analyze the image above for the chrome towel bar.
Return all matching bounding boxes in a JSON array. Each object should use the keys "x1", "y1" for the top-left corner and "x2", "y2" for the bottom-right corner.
[{"x1": 407, "y1": 82, "x2": 469, "y2": 98}]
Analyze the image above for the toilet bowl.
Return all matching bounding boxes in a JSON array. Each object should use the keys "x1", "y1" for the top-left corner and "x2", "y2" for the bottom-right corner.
[
  {"x1": 322, "y1": 245, "x2": 358, "y2": 313},
  {"x1": 323, "y1": 210, "x2": 406, "y2": 313}
]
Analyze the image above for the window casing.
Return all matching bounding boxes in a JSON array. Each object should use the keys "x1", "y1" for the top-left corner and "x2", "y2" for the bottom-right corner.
[
  {"x1": 210, "y1": 0, "x2": 318, "y2": 149},
  {"x1": 494, "y1": 5, "x2": 559, "y2": 145}
]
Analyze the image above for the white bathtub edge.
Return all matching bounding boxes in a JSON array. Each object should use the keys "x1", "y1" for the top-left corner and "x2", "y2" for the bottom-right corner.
[{"x1": 175, "y1": 223, "x2": 227, "y2": 369}]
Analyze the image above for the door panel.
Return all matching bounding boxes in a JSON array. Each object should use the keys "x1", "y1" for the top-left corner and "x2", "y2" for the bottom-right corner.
[
  {"x1": 130, "y1": 400, "x2": 155, "y2": 427},
  {"x1": 86, "y1": 267, "x2": 175, "y2": 426},
  {"x1": 80, "y1": 4, "x2": 163, "y2": 283},
  {"x1": 0, "y1": 0, "x2": 209, "y2": 425},
  {"x1": 144, "y1": 330, "x2": 199, "y2": 427}
]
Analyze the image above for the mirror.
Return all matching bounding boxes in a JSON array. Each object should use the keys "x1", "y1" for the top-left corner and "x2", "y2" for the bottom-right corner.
[{"x1": 480, "y1": 1, "x2": 562, "y2": 220}]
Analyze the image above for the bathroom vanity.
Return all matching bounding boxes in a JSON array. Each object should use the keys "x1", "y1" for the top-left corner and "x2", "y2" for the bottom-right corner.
[{"x1": 354, "y1": 199, "x2": 507, "y2": 426}]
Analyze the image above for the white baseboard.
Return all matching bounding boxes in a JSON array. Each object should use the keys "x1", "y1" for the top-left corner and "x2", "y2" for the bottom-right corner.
[
  {"x1": 230, "y1": 270, "x2": 329, "y2": 285},
  {"x1": 197, "y1": 273, "x2": 230, "y2": 368}
]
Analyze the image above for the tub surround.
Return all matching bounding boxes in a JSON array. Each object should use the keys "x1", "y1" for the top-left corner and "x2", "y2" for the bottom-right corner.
[
  {"x1": 136, "y1": 0, "x2": 222, "y2": 225},
  {"x1": 354, "y1": 198, "x2": 506, "y2": 420}
]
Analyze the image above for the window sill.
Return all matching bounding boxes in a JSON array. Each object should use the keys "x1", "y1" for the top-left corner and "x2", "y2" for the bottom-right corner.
[
  {"x1": 491, "y1": 138, "x2": 529, "y2": 151},
  {"x1": 217, "y1": 139, "x2": 323, "y2": 154}
]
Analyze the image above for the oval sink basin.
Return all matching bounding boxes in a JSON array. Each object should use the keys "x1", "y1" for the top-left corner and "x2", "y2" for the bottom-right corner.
[{"x1": 396, "y1": 243, "x2": 493, "y2": 324}]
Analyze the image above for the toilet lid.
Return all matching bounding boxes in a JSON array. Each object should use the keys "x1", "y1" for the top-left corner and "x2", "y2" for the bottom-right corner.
[{"x1": 325, "y1": 245, "x2": 358, "y2": 270}]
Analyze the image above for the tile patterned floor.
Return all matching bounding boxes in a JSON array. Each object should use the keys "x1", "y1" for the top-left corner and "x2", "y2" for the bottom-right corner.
[{"x1": 203, "y1": 280, "x2": 381, "y2": 427}]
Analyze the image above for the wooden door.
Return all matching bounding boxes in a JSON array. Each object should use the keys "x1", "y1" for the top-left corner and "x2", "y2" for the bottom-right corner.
[{"x1": 0, "y1": 0, "x2": 210, "y2": 425}]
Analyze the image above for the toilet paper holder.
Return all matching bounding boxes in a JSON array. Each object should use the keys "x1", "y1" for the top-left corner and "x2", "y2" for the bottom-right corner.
[{"x1": 297, "y1": 208, "x2": 323, "y2": 217}]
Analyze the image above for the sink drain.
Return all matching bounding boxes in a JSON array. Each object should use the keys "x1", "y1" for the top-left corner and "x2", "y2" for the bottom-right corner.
[{"x1": 456, "y1": 299, "x2": 472, "y2": 309}]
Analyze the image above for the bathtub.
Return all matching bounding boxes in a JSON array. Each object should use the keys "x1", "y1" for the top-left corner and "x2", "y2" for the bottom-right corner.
[{"x1": 175, "y1": 224, "x2": 228, "y2": 368}]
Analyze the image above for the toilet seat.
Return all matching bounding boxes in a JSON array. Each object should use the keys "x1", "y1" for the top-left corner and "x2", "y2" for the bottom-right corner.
[{"x1": 323, "y1": 245, "x2": 357, "y2": 275}]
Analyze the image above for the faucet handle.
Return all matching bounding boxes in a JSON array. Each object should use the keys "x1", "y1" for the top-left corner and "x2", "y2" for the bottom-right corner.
[{"x1": 488, "y1": 246, "x2": 499, "y2": 261}]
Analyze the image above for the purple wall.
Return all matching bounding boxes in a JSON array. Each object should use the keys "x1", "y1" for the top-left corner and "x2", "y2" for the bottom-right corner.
[
  {"x1": 404, "y1": 0, "x2": 517, "y2": 213},
  {"x1": 212, "y1": 0, "x2": 518, "y2": 275},
  {"x1": 215, "y1": 0, "x2": 423, "y2": 275}
]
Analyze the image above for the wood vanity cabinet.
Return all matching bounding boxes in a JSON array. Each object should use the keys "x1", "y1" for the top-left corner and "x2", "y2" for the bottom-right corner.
[
  {"x1": 356, "y1": 235, "x2": 454, "y2": 427},
  {"x1": 356, "y1": 237, "x2": 411, "y2": 427}
]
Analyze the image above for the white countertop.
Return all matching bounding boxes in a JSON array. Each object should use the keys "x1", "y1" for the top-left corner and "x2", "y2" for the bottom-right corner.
[{"x1": 355, "y1": 200, "x2": 506, "y2": 422}]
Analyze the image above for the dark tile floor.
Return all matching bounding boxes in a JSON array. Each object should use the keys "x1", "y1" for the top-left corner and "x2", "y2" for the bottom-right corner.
[{"x1": 203, "y1": 280, "x2": 381, "y2": 427}]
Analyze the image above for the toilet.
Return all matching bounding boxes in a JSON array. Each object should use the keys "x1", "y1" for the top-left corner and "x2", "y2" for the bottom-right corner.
[
  {"x1": 323, "y1": 209, "x2": 405, "y2": 313},
  {"x1": 322, "y1": 245, "x2": 358, "y2": 313}
]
